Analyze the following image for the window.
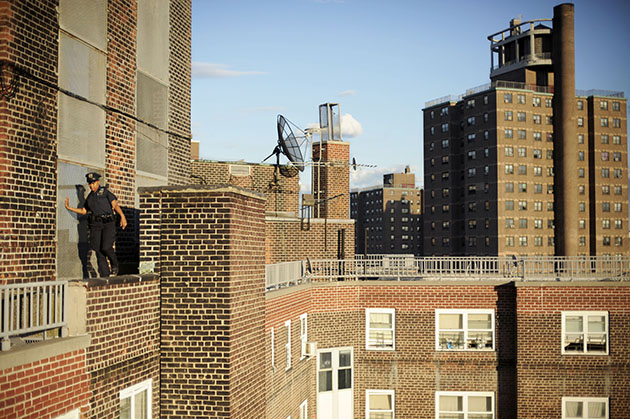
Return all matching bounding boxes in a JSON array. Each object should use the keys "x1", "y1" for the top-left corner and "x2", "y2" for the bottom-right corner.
[
  {"x1": 300, "y1": 313, "x2": 308, "y2": 359},
  {"x1": 579, "y1": 168, "x2": 585, "y2": 178},
  {"x1": 285, "y1": 320, "x2": 292, "y2": 369},
  {"x1": 534, "y1": 184, "x2": 543, "y2": 194},
  {"x1": 579, "y1": 202, "x2": 585, "y2": 212},
  {"x1": 441, "y1": 139, "x2": 449, "y2": 148},
  {"x1": 505, "y1": 218, "x2": 514, "y2": 229},
  {"x1": 441, "y1": 123, "x2": 449, "y2": 133},
  {"x1": 534, "y1": 219, "x2": 543, "y2": 229},
  {"x1": 120, "y1": 379, "x2": 152, "y2": 419},
  {"x1": 613, "y1": 118, "x2": 620, "y2": 128},
  {"x1": 614, "y1": 169, "x2": 622, "y2": 179},
  {"x1": 612, "y1": 101, "x2": 620, "y2": 111},
  {"x1": 602, "y1": 202, "x2": 610, "y2": 212},
  {"x1": 505, "y1": 146, "x2": 514, "y2": 157},
  {"x1": 534, "y1": 236, "x2": 543, "y2": 247},
  {"x1": 505, "y1": 182, "x2": 514, "y2": 193},
  {"x1": 518, "y1": 183, "x2": 527, "y2": 193},
  {"x1": 533, "y1": 149, "x2": 542, "y2": 159},
  {"x1": 577, "y1": 100, "x2": 584, "y2": 110},
  {"x1": 467, "y1": 116, "x2": 476, "y2": 125},
  {"x1": 577, "y1": 117, "x2": 584, "y2": 127},
  {"x1": 484, "y1": 131, "x2": 489, "y2": 140},
  {"x1": 366, "y1": 308, "x2": 395, "y2": 350},
  {"x1": 504, "y1": 129, "x2": 513, "y2": 139},
  {"x1": 613, "y1": 152, "x2": 621, "y2": 162},
  {"x1": 602, "y1": 185, "x2": 610, "y2": 195},
  {"x1": 601, "y1": 134, "x2": 609, "y2": 144},
  {"x1": 518, "y1": 200, "x2": 527, "y2": 210},
  {"x1": 578, "y1": 134, "x2": 584, "y2": 144},
  {"x1": 468, "y1": 150, "x2": 477, "y2": 160},
  {"x1": 613, "y1": 135, "x2": 621, "y2": 144},
  {"x1": 436, "y1": 392, "x2": 495, "y2": 419},
  {"x1": 578, "y1": 185, "x2": 585, "y2": 195},
  {"x1": 467, "y1": 99, "x2": 476, "y2": 108},
  {"x1": 298, "y1": 400, "x2": 308, "y2": 419},
  {"x1": 505, "y1": 164, "x2": 514, "y2": 174},
  {"x1": 534, "y1": 201, "x2": 542, "y2": 211},
  {"x1": 506, "y1": 236, "x2": 514, "y2": 247},
  {"x1": 562, "y1": 312, "x2": 608, "y2": 355},
  {"x1": 441, "y1": 106, "x2": 449, "y2": 116},
  {"x1": 505, "y1": 200, "x2": 514, "y2": 211},
  {"x1": 615, "y1": 236, "x2": 623, "y2": 246},
  {"x1": 504, "y1": 93, "x2": 512, "y2": 103},
  {"x1": 600, "y1": 100, "x2": 608, "y2": 110},
  {"x1": 483, "y1": 112, "x2": 489, "y2": 123},
  {"x1": 532, "y1": 97, "x2": 541, "y2": 107},
  {"x1": 430, "y1": 126, "x2": 435, "y2": 135},
  {"x1": 614, "y1": 185, "x2": 622, "y2": 195},
  {"x1": 504, "y1": 111, "x2": 513, "y2": 121},
  {"x1": 483, "y1": 95, "x2": 488, "y2": 105},
  {"x1": 468, "y1": 220, "x2": 477, "y2": 229},
  {"x1": 467, "y1": 133, "x2": 477, "y2": 141},
  {"x1": 533, "y1": 131, "x2": 542, "y2": 141},
  {"x1": 545, "y1": 98, "x2": 553, "y2": 108},
  {"x1": 366, "y1": 390, "x2": 394, "y2": 419},
  {"x1": 518, "y1": 147, "x2": 527, "y2": 157},
  {"x1": 562, "y1": 397, "x2": 608, "y2": 419},
  {"x1": 519, "y1": 236, "x2": 528, "y2": 246},
  {"x1": 600, "y1": 118, "x2": 608, "y2": 127},
  {"x1": 517, "y1": 112, "x2": 526, "y2": 122},
  {"x1": 517, "y1": 129, "x2": 527, "y2": 140},
  {"x1": 533, "y1": 114, "x2": 541, "y2": 124},
  {"x1": 546, "y1": 115, "x2": 553, "y2": 125},
  {"x1": 602, "y1": 219, "x2": 610, "y2": 229},
  {"x1": 579, "y1": 236, "x2": 586, "y2": 247},
  {"x1": 615, "y1": 219, "x2": 623, "y2": 229},
  {"x1": 579, "y1": 151, "x2": 585, "y2": 161},
  {"x1": 534, "y1": 166, "x2": 542, "y2": 176},
  {"x1": 519, "y1": 218, "x2": 527, "y2": 228},
  {"x1": 436, "y1": 310, "x2": 495, "y2": 351},
  {"x1": 614, "y1": 202, "x2": 622, "y2": 212},
  {"x1": 518, "y1": 165, "x2": 527, "y2": 175}
]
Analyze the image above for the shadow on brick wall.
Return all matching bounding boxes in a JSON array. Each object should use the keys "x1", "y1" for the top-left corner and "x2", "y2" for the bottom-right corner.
[
  {"x1": 495, "y1": 282, "x2": 517, "y2": 417},
  {"x1": 116, "y1": 207, "x2": 139, "y2": 275}
]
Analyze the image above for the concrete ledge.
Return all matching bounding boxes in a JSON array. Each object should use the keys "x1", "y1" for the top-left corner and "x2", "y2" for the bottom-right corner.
[
  {"x1": 0, "y1": 335, "x2": 91, "y2": 371},
  {"x1": 73, "y1": 273, "x2": 159, "y2": 288},
  {"x1": 514, "y1": 280, "x2": 630, "y2": 287}
]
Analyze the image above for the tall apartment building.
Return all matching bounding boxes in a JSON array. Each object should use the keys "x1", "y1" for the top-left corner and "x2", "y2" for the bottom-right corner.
[
  {"x1": 351, "y1": 167, "x2": 423, "y2": 255},
  {"x1": 423, "y1": 4, "x2": 628, "y2": 257}
]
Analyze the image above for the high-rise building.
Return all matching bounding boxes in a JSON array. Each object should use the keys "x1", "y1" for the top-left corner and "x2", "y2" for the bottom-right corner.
[
  {"x1": 351, "y1": 167, "x2": 423, "y2": 255},
  {"x1": 423, "y1": 4, "x2": 628, "y2": 257}
]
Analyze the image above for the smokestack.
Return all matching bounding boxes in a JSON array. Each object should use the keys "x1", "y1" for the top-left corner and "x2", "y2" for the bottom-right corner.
[{"x1": 552, "y1": 3, "x2": 577, "y2": 256}]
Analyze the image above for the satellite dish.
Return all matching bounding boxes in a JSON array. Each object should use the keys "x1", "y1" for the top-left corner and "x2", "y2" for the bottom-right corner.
[{"x1": 277, "y1": 115, "x2": 305, "y2": 171}]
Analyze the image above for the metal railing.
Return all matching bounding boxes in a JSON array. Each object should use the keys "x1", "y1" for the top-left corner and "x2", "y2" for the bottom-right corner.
[
  {"x1": 266, "y1": 256, "x2": 630, "y2": 291},
  {"x1": 576, "y1": 89, "x2": 625, "y2": 98},
  {"x1": 265, "y1": 261, "x2": 306, "y2": 290},
  {"x1": 1, "y1": 281, "x2": 68, "y2": 351}
]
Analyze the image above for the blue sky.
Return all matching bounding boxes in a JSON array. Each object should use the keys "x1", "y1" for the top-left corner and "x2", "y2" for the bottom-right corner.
[{"x1": 191, "y1": 0, "x2": 630, "y2": 190}]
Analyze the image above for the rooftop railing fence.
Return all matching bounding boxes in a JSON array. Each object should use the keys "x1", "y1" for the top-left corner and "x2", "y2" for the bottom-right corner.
[
  {"x1": 1, "y1": 281, "x2": 68, "y2": 351},
  {"x1": 266, "y1": 255, "x2": 630, "y2": 290}
]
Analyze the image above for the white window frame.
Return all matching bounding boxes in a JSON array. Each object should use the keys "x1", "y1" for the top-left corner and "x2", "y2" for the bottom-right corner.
[
  {"x1": 435, "y1": 391, "x2": 495, "y2": 419},
  {"x1": 54, "y1": 409, "x2": 80, "y2": 419},
  {"x1": 271, "y1": 326, "x2": 275, "y2": 370},
  {"x1": 120, "y1": 378, "x2": 152, "y2": 419},
  {"x1": 299, "y1": 399, "x2": 308, "y2": 419},
  {"x1": 300, "y1": 313, "x2": 308, "y2": 359},
  {"x1": 285, "y1": 320, "x2": 292, "y2": 370},
  {"x1": 366, "y1": 389, "x2": 395, "y2": 419},
  {"x1": 435, "y1": 309, "x2": 495, "y2": 351},
  {"x1": 365, "y1": 308, "x2": 396, "y2": 351},
  {"x1": 562, "y1": 397, "x2": 609, "y2": 419},
  {"x1": 561, "y1": 311, "x2": 609, "y2": 355}
]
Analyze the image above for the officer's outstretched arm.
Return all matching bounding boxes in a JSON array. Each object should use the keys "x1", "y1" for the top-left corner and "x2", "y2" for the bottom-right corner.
[
  {"x1": 65, "y1": 197, "x2": 87, "y2": 215},
  {"x1": 111, "y1": 199, "x2": 127, "y2": 230}
]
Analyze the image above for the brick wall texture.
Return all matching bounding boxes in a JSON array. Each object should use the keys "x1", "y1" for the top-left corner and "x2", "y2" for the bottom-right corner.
[
  {"x1": 312, "y1": 141, "x2": 350, "y2": 219},
  {"x1": 191, "y1": 160, "x2": 300, "y2": 214},
  {"x1": 0, "y1": 349, "x2": 90, "y2": 418},
  {"x1": 139, "y1": 186, "x2": 267, "y2": 417},
  {"x1": 82, "y1": 276, "x2": 161, "y2": 418},
  {"x1": 0, "y1": 0, "x2": 58, "y2": 285},
  {"x1": 265, "y1": 281, "x2": 630, "y2": 418}
]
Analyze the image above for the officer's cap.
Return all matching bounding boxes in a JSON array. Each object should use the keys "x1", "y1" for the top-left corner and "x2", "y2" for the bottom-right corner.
[{"x1": 86, "y1": 172, "x2": 102, "y2": 184}]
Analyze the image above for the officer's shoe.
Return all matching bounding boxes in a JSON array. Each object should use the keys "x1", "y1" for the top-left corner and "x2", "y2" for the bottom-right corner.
[{"x1": 111, "y1": 267, "x2": 119, "y2": 276}]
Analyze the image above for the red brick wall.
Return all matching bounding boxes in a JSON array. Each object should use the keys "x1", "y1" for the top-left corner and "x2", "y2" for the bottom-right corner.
[
  {"x1": 139, "y1": 186, "x2": 267, "y2": 417},
  {"x1": 516, "y1": 284, "x2": 630, "y2": 418},
  {"x1": 167, "y1": 0, "x2": 192, "y2": 185},
  {"x1": 265, "y1": 218, "x2": 355, "y2": 263},
  {"x1": 0, "y1": 0, "x2": 58, "y2": 285},
  {"x1": 0, "y1": 349, "x2": 90, "y2": 419},
  {"x1": 312, "y1": 141, "x2": 350, "y2": 219},
  {"x1": 191, "y1": 160, "x2": 300, "y2": 214},
  {"x1": 83, "y1": 276, "x2": 161, "y2": 418},
  {"x1": 266, "y1": 282, "x2": 509, "y2": 418}
]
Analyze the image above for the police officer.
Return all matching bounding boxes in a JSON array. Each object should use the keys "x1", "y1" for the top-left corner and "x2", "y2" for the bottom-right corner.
[{"x1": 65, "y1": 172, "x2": 127, "y2": 277}]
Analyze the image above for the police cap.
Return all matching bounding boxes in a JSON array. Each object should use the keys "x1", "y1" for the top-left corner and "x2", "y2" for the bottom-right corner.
[{"x1": 86, "y1": 172, "x2": 102, "y2": 184}]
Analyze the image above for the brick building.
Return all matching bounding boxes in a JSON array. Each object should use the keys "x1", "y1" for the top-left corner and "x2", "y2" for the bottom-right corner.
[
  {"x1": 423, "y1": 4, "x2": 629, "y2": 257},
  {"x1": 351, "y1": 167, "x2": 423, "y2": 255}
]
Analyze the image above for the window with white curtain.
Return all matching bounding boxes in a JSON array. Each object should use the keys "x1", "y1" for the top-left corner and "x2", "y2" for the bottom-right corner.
[
  {"x1": 436, "y1": 392, "x2": 494, "y2": 419},
  {"x1": 366, "y1": 390, "x2": 395, "y2": 419},
  {"x1": 366, "y1": 308, "x2": 395, "y2": 350},
  {"x1": 436, "y1": 310, "x2": 495, "y2": 351},
  {"x1": 562, "y1": 397, "x2": 608, "y2": 418},
  {"x1": 562, "y1": 312, "x2": 608, "y2": 355}
]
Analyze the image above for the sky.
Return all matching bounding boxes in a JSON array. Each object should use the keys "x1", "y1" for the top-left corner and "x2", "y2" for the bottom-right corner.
[{"x1": 191, "y1": 0, "x2": 630, "y2": 192}]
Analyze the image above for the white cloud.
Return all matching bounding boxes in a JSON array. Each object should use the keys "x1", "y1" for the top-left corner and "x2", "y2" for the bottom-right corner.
[
  {"x1": 341, "y1": 113, "x2": 363, "y2": 138},
  {"x1": 338, "y1": 89, "x2": 356, "y2": 97},
  {"x1": 192, "y1": 62, "x2": 266, "y2": 78}
]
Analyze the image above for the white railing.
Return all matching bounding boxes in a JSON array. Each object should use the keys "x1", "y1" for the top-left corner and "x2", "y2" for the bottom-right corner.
[
  {"x1": 1, "y1": 281, "x2": 68, "y2": 351},
  {"x1": 265, "y1": 261, "x2": 306, "y2": 290},
  {"x1": 266, "y1": 256, "x2": 630, "y2": 291}
]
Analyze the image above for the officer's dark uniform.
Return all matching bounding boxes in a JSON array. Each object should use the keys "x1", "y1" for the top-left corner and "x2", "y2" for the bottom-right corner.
[{"x1": 83, "y1": 173, "x2": 119, "y2": 277}]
